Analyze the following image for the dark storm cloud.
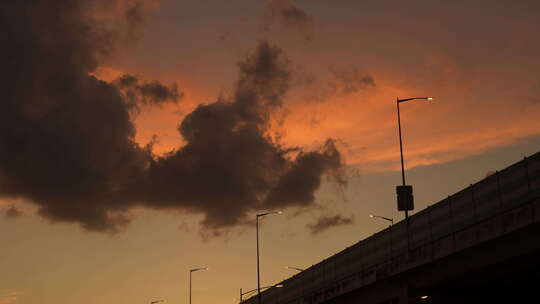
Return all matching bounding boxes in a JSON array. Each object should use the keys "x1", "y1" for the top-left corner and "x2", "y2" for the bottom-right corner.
[
  {"x1": 0, "y1": 0, "x2": 172, "y2": 232},
  {"x1": 0, "y1": 1, "x2": 345, "y2": 233},
  {"x1": 140, "y1": 43, "x2": 289, "y2": 227},
  {"x1": 143, "y1": 42, "x2": 345, "y2": 231},
  {"x1": 114, "y1": 74, "x2": 181, "y2": 108},
  {"x1": 264, "y1": 139, "x2": 345, "y2": 208},
  {"x1": 3, "y1": 205, "x2": 22, "y2": 219},
  {"x1": 307, "y1": 214, "x2": 354, "y2": 235}
]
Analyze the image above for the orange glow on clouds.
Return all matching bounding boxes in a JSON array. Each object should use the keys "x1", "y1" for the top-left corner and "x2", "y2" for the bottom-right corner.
[
  {"x1": 274, "y1": 65, "x2": 540, "y2": 172},
  {"x1": 93, "y1": 57, "x2": 540, "y2": 174}
]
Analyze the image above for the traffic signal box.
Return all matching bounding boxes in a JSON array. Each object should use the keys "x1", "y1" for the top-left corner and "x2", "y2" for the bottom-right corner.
[{"x1": 396, "y1": 185, "x2": 414, "y2": 211}]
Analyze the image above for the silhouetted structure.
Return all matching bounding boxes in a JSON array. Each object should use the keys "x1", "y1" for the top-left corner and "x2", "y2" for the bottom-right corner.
[{"x1": 242, "y1": 151, "x2": 540, "y2": 304}]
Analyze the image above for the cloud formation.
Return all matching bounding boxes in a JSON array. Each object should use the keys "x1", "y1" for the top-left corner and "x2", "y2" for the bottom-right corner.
[
  {"x1": 0, "y1": 1, "x2": 345, "y2": 233},
  {"x1": 263, "y1": 0, "x2": 313, "y2": 42},
  {"x1": 328, "y1": 66, "x2": 376, "y2": 96},
  {"x1": 114, "y1": 74, "x2": 181, "y2": 109},
  {"x1": 0, "y1": 0, "x2": 173, "y2": 232},
  {"x1": 143, "y1": 42, "x2": 345, "y2": 231},
  {"x1": 307, "y1": 214, "x2": 354, "y2": 235}
]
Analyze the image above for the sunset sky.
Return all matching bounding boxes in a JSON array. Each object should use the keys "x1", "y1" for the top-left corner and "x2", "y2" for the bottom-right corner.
[{"x1": 1, "y1": 1, "x2": 540, "y2": 304}]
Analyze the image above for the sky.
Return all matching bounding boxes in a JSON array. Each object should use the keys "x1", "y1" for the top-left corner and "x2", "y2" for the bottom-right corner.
[{"x1": 1, "y1": 0, "x2": 540, "y2": 303}]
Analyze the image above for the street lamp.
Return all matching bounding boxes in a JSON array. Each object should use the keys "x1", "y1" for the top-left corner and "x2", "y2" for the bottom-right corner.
[
  {"x1": 285, "y1": 266, "x2": 304, "y2": 272},
  {"x1": 369, "y1": 214, "x2": 394, "y2": 226},
  {"x1": 189, "y1": 267, "x2": 208, "y2": 304},
  {"x1": 240, "y1": 284, "x2": 283, "y2": 303},
  {"x1": 256, "y1": 211, "x2": 282, "y2": 304},
  {"x1": 150, "y1": 300, "x2": 166, "y2": 304},
  {"x1": 396, "y1": 96, "x2": 433, "y2": 220}
]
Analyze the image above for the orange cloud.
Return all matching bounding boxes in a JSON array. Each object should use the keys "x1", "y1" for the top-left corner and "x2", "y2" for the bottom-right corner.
[
  {"x1": 274, "y1": 62, "x2": 540, "y2": 172},
  {"x1": 98, "y1": 49, "x2": 540, "y2": 174},
  {"x1": 91, "y1": 65, "x2": 199, "y2": 155},
  {"x1": 91, "y1": 66, "x2": 125, "y2": 82}
]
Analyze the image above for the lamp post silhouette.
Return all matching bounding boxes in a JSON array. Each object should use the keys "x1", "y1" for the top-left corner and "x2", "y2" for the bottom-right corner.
[
  {"x1": 189, "y1": 267, "x2": 208, "y2": 304},
  {"x1": 396, "y1": 96, "x2": 433, "y2": 220},
  {"x1": 285, "y1": 266, "x2": 304, "y2": 272},
  {"x1": 240, "y1": 284, "x2": 283, "y2": 303},
  {"x1": 369, "y1": 214, "x2": 394, "y2": 226},
  {"x1": 371, "y1": 214, "x2": 395, "y2": 264},
  {"x1": 256, "y1": 211, "x2": 282, "y2": 304}
]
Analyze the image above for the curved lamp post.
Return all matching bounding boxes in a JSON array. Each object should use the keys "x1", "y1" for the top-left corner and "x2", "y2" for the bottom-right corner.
[
  {"x1": 396, "y1": 96, "x2": 433, "y2": 220},
  {"x1": 189, "y1": 267, "x2": 208, "y2": 304},
  {"x1": 369, "y1": 214, "x2": 394, "y2": 226},
  {"x1": 256, "y1": 211, "x2": 282, "y2": 304},
  {"x1": 285, "y1": 266, "x2": 304, "y2": 272}
]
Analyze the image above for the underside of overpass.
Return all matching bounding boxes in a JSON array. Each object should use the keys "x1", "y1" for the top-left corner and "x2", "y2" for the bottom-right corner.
[{"x1": 322, "y1": 220, "x2": 540, "y2": 304}]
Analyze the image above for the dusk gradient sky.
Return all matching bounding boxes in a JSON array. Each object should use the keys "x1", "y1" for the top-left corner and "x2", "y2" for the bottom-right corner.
[{"x1": 1, "y1": 1, "x2": 540, "y2": 303}]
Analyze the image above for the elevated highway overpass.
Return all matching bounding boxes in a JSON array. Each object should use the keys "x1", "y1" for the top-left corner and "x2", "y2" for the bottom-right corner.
[{"x1": 242, "y1": 151, "x2": 540, "y2": 304}]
